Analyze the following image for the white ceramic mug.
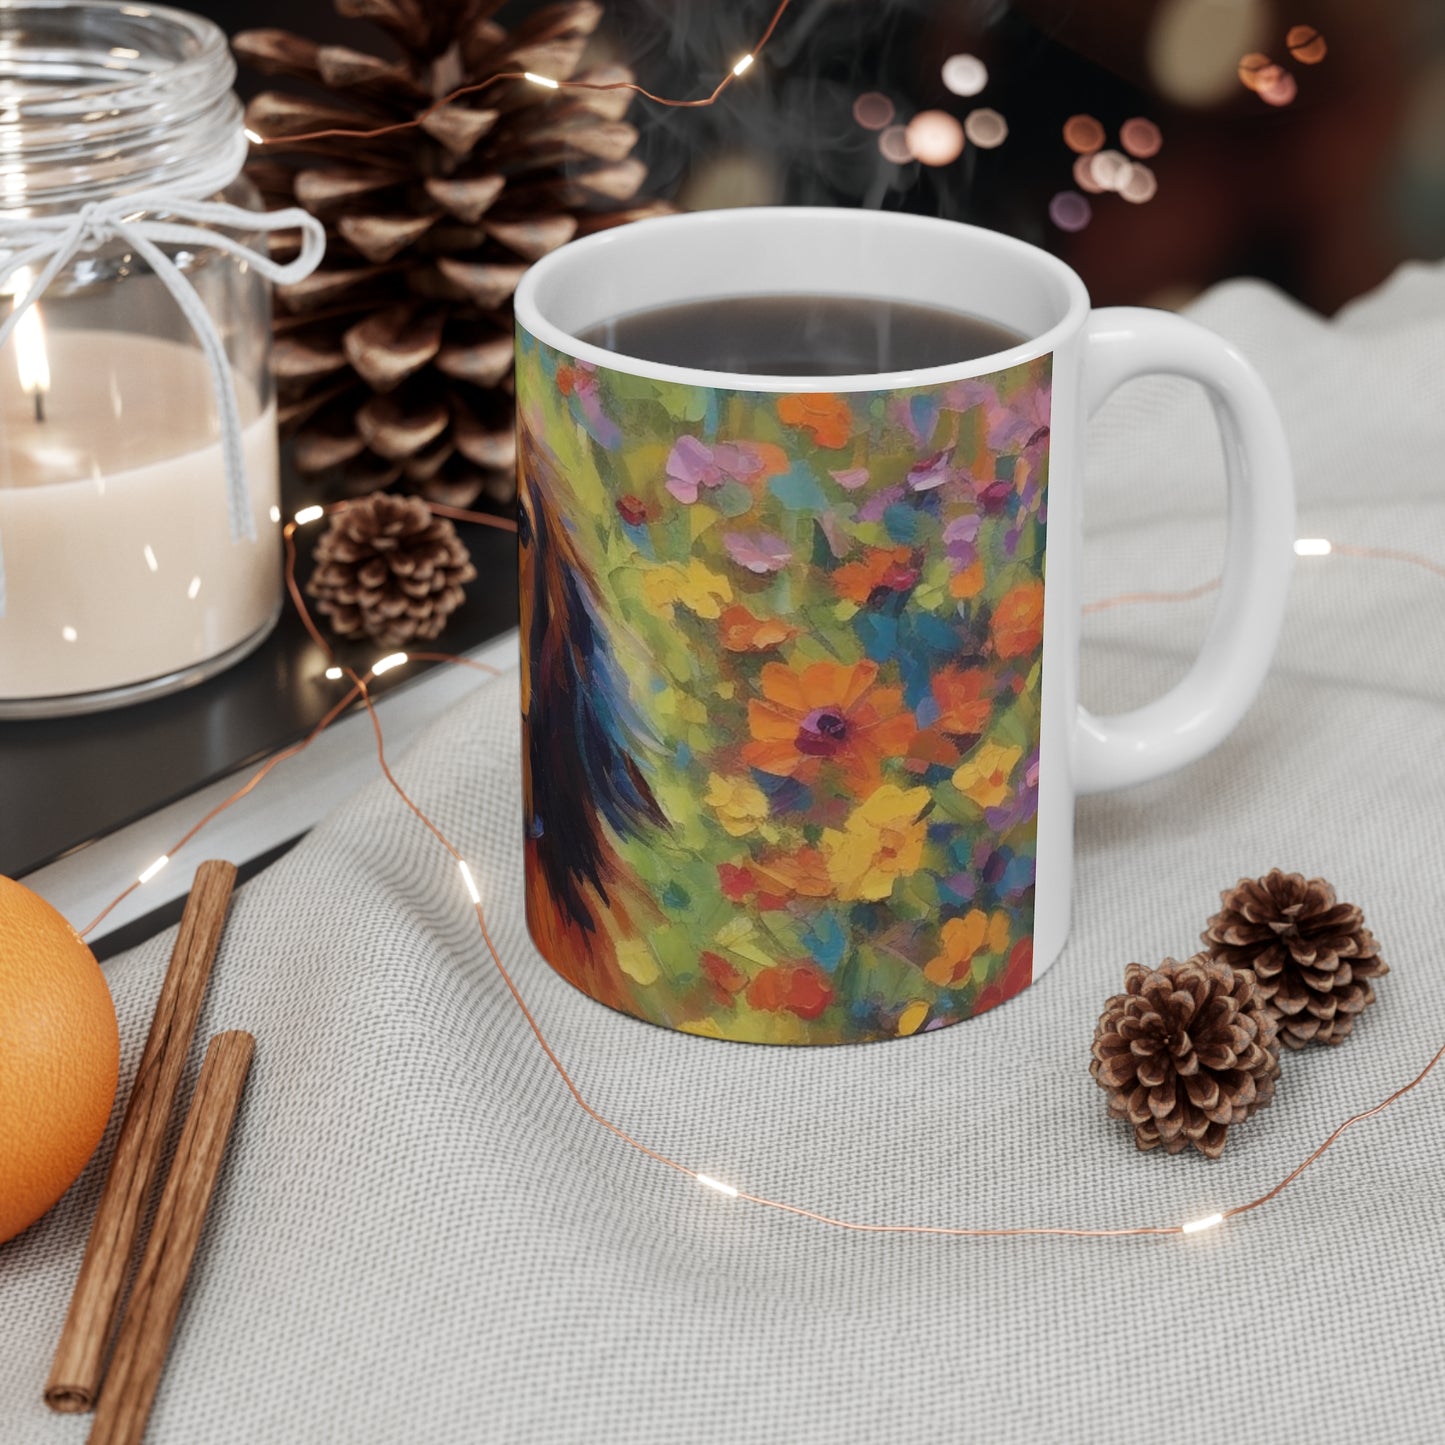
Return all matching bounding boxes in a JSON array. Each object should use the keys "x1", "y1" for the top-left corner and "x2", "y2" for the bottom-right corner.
[{"x1": 514, "y1": 208, "x2": 1293, "y2": 1045}]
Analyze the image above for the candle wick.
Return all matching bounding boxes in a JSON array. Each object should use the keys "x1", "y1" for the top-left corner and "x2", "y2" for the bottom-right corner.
[{"x1": 33, "y1": 390, "x2": 45, "y2": 424}]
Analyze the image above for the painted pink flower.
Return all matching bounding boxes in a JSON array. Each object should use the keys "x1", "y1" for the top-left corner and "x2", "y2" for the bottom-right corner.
[
  {"x1": 829, "y1": 466, "x2": 870, "y2": 491},
  {"x1": 906, "y1": 447, "x2": 955, "y2": 492},
  {"x1": 665, "y1": 435, "x2": 725, "y2": 503},
  {"x1": 943, "y1": 513, "x2": 981, "y2": 567},
  {"x1": 723, "y1": 531, "x2": 793, "y2": 574},
  {"x1": 987, "y1": 383, "x2": 1051, "y2": 450},
  {"x1": 666, "y1": 436, "x2": 785, "y2": 503}
]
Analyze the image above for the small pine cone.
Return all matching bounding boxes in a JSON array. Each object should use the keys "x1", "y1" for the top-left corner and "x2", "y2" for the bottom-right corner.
[
  {"x1": 1202, "y1": 870, "x2": 1388, "y2": 1049},
  {"x1": 1091, "y1": 956, "x2": 1281, "y2": 1159},
  {"x1": 307, "y1": 493, "x2": 476, "y2": 647}
]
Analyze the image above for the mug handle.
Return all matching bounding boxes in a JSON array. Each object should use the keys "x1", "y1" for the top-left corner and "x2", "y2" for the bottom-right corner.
[{"x1": 1074, "y1": 307, "x2": 1295, "y2": 794}]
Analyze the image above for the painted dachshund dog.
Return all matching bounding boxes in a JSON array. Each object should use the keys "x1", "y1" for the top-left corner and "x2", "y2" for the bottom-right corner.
[{"x1": 518, "y1": 421, "x2": 667, "y2": 1011}]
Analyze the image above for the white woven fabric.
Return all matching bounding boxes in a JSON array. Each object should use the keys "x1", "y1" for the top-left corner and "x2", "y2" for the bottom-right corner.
[{"x1": 3, "y1": 264, "x2": 1444, "y2": 1444}]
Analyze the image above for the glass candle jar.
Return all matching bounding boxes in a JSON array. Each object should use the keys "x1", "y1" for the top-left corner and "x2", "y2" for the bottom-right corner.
[{"x1": 0, "y1": 1, "x2": 290, "y2": 716}]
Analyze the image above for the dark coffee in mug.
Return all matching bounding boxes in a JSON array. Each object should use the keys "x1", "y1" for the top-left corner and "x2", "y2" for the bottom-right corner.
[{"x1": 577, "y1": 294, "x2": 1025, "y2": 375}]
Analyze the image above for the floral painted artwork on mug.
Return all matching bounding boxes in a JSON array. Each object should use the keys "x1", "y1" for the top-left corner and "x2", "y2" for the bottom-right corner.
[{"x1": 517, "y1": 331, "x2": 1051, "y2": 1045}]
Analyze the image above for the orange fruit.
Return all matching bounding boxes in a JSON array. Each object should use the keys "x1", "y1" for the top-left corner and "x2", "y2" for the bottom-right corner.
[{"x1": 0, "y1": 876, "x2": 119, "y2": 1245}]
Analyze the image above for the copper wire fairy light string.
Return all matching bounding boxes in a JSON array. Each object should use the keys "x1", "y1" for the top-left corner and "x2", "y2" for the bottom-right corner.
[
  {"x1": 248, "y1": 0, "x2": 796, "y2": 148},
  {"x1": 78, "y1": 496, "x2": 1445, "y2": 1242}
]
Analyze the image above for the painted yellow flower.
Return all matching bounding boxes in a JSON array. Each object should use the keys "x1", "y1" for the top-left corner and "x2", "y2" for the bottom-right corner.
[
  {"x1": 821, "y1": 784, "x2": 930, "y2": 901},
  {"x1": 923, "y1": 910, "x2": 988, "y2": 987},
  {"x1": 923, "y1": 908, "x2": 1013, "y2": 987},
  {"x1": 640, "y1": 559, "x2": 733, "y2": 619},
  {"x1": 704, "y1": 773, "x2": 771, "y2": 837},
  {"x1": 951, "y1": 741, "x2": 1022, "y2": 808}
]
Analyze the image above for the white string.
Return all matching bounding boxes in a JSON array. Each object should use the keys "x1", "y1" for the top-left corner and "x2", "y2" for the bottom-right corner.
[{"x1": 0, "y1": 133, "x2": 326, "y2": 618}]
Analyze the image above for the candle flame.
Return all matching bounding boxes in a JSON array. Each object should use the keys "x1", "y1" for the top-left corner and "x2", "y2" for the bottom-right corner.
[{"x1": 6, "y1": 267, "x2": 51, "y2": 408}]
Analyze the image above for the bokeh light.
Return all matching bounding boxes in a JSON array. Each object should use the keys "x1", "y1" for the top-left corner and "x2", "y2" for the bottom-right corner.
[
  {"x1": 878, "y1": 125, "x2": 913, "y2": 163},
  {"x1": 1257, "y1": 67, "x2": 1298, "y2": 106},
  {"x1": 1119, "y1": 118, "x2": 1163, "y2": 159},
  {"x1": 852, "y1": 92, "x2": 895, "y2": 131},
  {"x1": 905, "y1": 109, "x2": 965, "y2": 166},
  {"x1": 1063, "y1": 114, "x2": 1106, "y2": 154},
  {"x1": 1088, "y1": 148, "x2": 1132, "y2": 192},
  {"x1": 1049, "y1": 191, "x2": 1092, "y2": 232},
  {"x1": 963, "y1": 107, "x2": 1008, "y2": 149},
  {"x1": 1072, "y1": 153, "x2": 1104, "y2": 194},
  {"x1": 1149, "y1": 0, "x2": 1269, "y2": 107},
  {"x1": 1286, "y1": 24, "x2": 1327, "y2": 64},
  {"x1": 941, "y1": 53, "x2": 988, "y2": 97},
  {"x1": 1119, "y1": 164, "x2": 1159, "y2": 204},
  {"x1": 1237, "y1": 52, "x2": 1272, "y2": 91}
]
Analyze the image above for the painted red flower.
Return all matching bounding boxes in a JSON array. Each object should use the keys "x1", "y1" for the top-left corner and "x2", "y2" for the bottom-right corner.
[
  {"x1": 616, "y1": 494, "x2": 651, "y2": 526},
  {"x1": 974, "y1": 938, "x2": 1034, "y2": 1016},
  {"x1": 746, "y1": 962, "x2": 835, "y2": 1020}
]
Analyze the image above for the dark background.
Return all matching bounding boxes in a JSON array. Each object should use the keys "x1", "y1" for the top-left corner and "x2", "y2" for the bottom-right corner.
[{"x1": 205, "y1": 0, "x2": 1445, "y2": 316}]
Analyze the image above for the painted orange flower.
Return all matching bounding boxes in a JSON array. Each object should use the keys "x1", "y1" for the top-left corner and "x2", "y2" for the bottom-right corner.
[
  {"x1": 830, "y1": 546, "x2": 921, "y2": 605},
  {"x1": 746, "y1": 962, "x2": 835, "y2": 1020},
  {"x1": 751, "y1": 846, "x2": 834, "y2": 899},
  {"x1": 718, "y1": 604, "x2": 798, "y2": 654},
  {"x1": 744, "y1": 660, "x2": 916, "y2": 791},
  {"x1": 948, "y1": 558, "x2": 985, "y2": 600},
  {"x1": 700, "y1": 950, "x2": 747, "y2": 1000},
  {"x1": 776, "y1": 392, "x2": 853, "y2": 449},
  {"x1": 931, "y1": 667, "x2": 993, "y2": 736},
  {"x1": 991, "y1": 580, "x2": 1045, "y2": 659}
]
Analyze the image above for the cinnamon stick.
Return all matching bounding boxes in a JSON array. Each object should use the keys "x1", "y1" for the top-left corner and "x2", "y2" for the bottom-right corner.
[
  {"x1": 46, "y1": 860, "x2": 238, "y2": 1413},
  {"x1": 87, "y1": 1032, "x2": 255, "y2": 1445}
]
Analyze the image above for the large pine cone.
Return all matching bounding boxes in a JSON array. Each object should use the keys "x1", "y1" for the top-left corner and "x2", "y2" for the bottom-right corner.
[
  {"x1": 307, "y1": 493, "x2": 476, "y2": 646},
  {"x1": 1091, "y1": 956, "x2": 1281, "y2": 1159},
  {"x1": 1202, "y1": 869, "x2": 1388, "y2": 1049},
  {"x1": 235, "y1": 0, "x2": 668, "y2": 508}
]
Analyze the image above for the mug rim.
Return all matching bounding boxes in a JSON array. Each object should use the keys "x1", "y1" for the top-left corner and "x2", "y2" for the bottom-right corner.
[{"x1": 514, "y1": 207, "x2": 1091, "y2": 393}]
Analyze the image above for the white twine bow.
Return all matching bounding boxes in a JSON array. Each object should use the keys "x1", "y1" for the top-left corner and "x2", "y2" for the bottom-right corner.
[{"x1": 0, "y1": 191, "x2": 326, "y2": 617}]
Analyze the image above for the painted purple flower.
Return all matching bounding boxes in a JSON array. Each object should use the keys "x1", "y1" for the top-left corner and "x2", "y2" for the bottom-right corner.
[
  {"x1": 939, "y1": 377, "x2": 1000, "y2": 416},
  {"x1": 713, "y1": 442, "x2": 768, "y2": 481},
  {"x1": 557, "y1": 360, "x2": 621, "y2": 447},
  {"x1": 723, "y1": 531, "x2": 792, "y2": 574},
  {"x1": 829, "y1": 466, "x2": 871, "y2": 491},
  {"x1": 906, "y1": 447, "x2": 956, "y2": 492},
  {"x1": 856, "y1": 484, "x2": 906, "y2": 523},
  {"x1": 665, "y1": 435, "x2": 725, "y2": 503},
  {"x1": 943, "y1": 513, "x2": 981, "y2": 566},
  {"x1": 987, "y1": 383, "x2": 1051, "y2": 451},
  {"x1": 666, "y1": 436, "x2": 777, "y2": 503}
]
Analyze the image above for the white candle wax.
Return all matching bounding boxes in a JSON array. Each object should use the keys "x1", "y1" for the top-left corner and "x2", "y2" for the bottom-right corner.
[{"x1": 0, "y1": 329, "x2": 281, "y2": 702}]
